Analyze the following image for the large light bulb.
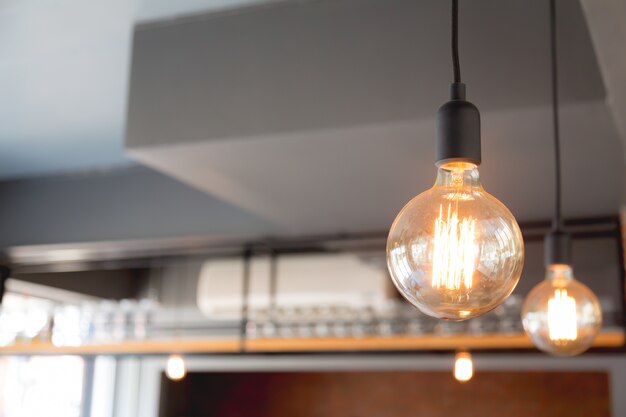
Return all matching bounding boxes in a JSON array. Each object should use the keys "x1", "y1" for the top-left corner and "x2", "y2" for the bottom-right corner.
[
  {"x1": 165, "y1": 354, "x2": 187, "y2": 381},
  {"x1": 387, "y1": 162, "x2": 524, "y2": 321},
  {"x1": 454, "y1": 351, "x2": 473, "y2": 382},
  {"x1": 521, "y1": 264, "x2": 602, "y2": 356}
]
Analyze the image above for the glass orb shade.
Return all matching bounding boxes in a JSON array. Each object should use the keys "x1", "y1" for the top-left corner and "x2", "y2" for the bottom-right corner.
[
  {"x1": 386, "y1": 162, "x2": 524, "y2": 321},
  {"x1": 521, "y1": 264, "x2": 602, "y2": 356}
]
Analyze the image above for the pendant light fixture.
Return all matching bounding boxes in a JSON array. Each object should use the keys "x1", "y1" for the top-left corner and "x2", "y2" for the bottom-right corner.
[
  {"x1": 521, "y1": 0, "x2": 602, "y2": 356},
  {"x1": 165, "y1": 261, "x2": 187, "y2": 381},
  {"x1": 387, "y1": 0, "x2": 524, "y2": 321}
]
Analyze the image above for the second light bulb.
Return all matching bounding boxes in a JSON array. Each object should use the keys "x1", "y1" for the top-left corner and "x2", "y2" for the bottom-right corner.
[{"x1": 522, "y1": 263, "x2": 602, "y2": 356}]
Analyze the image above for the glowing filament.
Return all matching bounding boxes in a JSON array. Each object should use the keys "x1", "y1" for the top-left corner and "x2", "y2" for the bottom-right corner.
[
  {"x1": 548, "y1": 289, "x2": 577, "y2": 342},
  {"x1": 432, "y1": 203, "x2": 477, "y2": 289}
]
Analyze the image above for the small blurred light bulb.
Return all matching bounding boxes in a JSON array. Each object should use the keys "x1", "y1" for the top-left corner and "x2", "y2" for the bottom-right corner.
[
  {"x1": 454, "y1": 351, "x2": 473, "y2": 383},
  {"x1": 521, "y1": 0, "x2": 603, "y2": 358},
  {"x1": 522, "y1": 263, "x2": 602, "y2": 356},
  {"x1": 166, "y1": 354, "x2": 186, "y2": 381}
]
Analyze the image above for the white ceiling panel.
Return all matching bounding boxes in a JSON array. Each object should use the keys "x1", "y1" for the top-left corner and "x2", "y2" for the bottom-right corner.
[{"x1": 129, "y1": 100, "x2": 624, "y2": 233}]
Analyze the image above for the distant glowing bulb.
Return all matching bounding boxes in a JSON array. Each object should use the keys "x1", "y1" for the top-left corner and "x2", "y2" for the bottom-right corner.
[
  {"x1": 454, "y1": 351, "x2": 473, "y2": 382},
  {"x1": 522, "y1": 264, "x2": 602, "y2": 356},
  {"x1": 387, "y1": 162, "x2": 524, "y2": 320},
  {"x1": 166, "y1": 354, "x2": 186, "y2": 381},
  {"x1": 547, "y1": 289, "x2": 577, "y2": 342}
]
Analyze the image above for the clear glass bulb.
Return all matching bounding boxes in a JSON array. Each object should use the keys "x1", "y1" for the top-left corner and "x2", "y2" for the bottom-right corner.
[
  {"x1": 166, "y1": 354, "x2": 187, "y2": 381},
  {"x1": 387, "y1": 162, "x2": 524, "y2": 320},
  {"x1": 521, "y1": 264, "x2": 602, "y2": 356},
  {"x1": 454, "y1": 351, "x2": 473, "y2": 383}
]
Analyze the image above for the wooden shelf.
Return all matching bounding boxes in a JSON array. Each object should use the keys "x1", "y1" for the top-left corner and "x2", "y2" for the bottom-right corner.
[
  {"x1": 0, "y1": 339, "x2": 240, "y2": 355},
  {"x1": 0, "y1": 331, "x2": 622, "y2": 355},
  {"x1": 245, "y1": 330, "x2": 626, "y2": 352}
]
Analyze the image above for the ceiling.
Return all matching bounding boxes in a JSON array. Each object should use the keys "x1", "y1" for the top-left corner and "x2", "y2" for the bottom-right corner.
[
  {"x1": 126, "y1": 0, "x2": 624, "y2": 234},
  {"x1": 0, "y1": 0, "x2": 623, "y2": 246},
  {"x1": 0, "y1": 0, "x2": 271, "y2": 179}
]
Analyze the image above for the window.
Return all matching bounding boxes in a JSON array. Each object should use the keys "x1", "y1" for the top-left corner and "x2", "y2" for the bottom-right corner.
[{"x1": 0, "y1": 355, "x2": 85, "y2": 417}]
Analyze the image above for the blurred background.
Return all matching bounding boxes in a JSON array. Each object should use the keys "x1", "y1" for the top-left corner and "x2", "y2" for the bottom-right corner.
[{"x1": 0, "y1": 0, "x2": 624, "y2": 416}]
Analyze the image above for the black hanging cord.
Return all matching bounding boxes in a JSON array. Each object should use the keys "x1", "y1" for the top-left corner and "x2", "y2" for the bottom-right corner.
[
  {"x1": 239, "y1": 246, "x2": 253, "y2": 352},
  {"x1": 452, "y1": 0, "x2": 461, "y2": 83},
  {"x1": 550, "y1": 0, "x2": 562, "y2": 232},
  {"x1": 268, "y1": 249, "x2": 278, "y2": 325}
]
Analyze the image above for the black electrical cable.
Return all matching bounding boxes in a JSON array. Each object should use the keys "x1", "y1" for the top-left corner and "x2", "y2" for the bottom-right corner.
[
  {"x1": 452, "y1": 0, "x2": 461, "y2": 83},
  {"x1": 268, "y1": 250, "x2": 278, "y2": 324},
  {"x1": 550, "y1": 0, "x2": 562, "y2": 232},
  {"x1": 239, "y1": 247, "x2": 252, "y2": 352}
]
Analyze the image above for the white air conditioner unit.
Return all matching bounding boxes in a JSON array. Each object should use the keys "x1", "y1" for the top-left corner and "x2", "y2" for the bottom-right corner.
[{"x1": 196, "y1": 253, "x2": 390, "y2": 320}]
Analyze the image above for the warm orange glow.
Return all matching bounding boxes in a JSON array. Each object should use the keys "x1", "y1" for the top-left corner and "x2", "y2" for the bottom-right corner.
[
  {"x1": 432, "y1": 203, "x2": 477, "y2": 290},
  {"x1": 166, "y1": 354, "x2": 186, "y2": 380},
  {"x1": 548, "y1": 289, "x2": 577, "y2": 342},
  {"x1": 386, "y1": 161, "x2": 524, "y2": 321},
  {"x1": 454, "y1": 351, "x2": 473, "y2": 382},
  {"x1": 440, "y1": 162, "x2": 478, "y2": 171}
]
